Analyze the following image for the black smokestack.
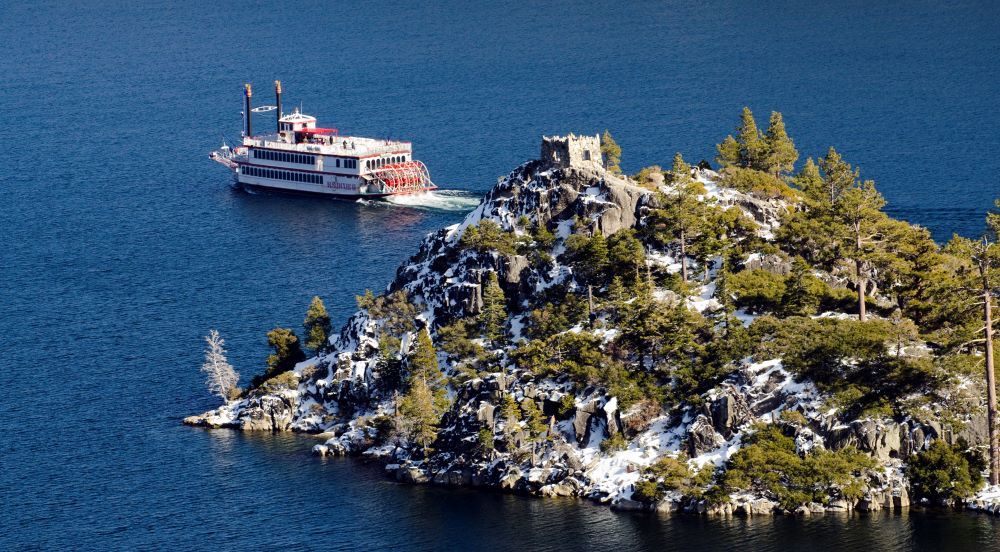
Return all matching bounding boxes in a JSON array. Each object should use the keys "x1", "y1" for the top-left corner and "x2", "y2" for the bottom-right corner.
[
  {"x1": 275, "y1": 80, "x2": 282, "y2": 133},
  {"x1": 244, "y1": 83, "x2": 253, "y2": 138},
  {"x1": 274, "y1": 81, "x2": 281, "y2": 132}
]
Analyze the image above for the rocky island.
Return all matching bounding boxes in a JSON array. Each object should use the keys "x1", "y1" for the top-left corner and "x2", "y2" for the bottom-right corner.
[{"x1": 187, "y1": 110, "x2": 1000, "y2": 517}]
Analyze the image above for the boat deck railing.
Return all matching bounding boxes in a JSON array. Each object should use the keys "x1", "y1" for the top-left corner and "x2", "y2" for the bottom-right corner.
[{"x1": 243, "y1": 134, "x2": 412, "y2": 156}]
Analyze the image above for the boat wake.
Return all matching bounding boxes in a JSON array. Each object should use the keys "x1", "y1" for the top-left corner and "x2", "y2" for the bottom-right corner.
[{"x1": 367, "y1": 189, "x2": 482, "y2": 212}]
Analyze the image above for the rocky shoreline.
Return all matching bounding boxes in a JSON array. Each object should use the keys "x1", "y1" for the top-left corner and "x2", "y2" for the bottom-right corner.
[{"x1": 187, "y1": 133, "x2": 1000, "y2": 518}]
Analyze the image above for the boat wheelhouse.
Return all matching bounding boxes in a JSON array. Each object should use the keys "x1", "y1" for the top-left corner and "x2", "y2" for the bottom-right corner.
[{"x1": 210, "y1": 81, "x2": 436, "y2": 198}]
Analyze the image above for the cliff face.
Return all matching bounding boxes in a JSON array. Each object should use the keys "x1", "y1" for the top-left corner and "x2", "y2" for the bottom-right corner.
[{"x1": 187, "y1": 135, "x2": 995, "y2": 516}]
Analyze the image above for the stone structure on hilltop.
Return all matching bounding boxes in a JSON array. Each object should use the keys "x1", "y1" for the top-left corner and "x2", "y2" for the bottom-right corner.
[{"x1": 540, "y1": 133, "x2": 603, "y2": 171}]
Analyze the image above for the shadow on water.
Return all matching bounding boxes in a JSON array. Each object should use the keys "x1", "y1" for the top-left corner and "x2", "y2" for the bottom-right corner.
[{"x1": 187, "y1": 427, "x2": 1000, "y2": 551}]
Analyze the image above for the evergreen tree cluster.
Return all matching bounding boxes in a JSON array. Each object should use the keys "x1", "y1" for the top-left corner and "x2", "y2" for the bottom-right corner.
[{"x1": 716, "y1": 107, "x2": 798, "y2": 177}]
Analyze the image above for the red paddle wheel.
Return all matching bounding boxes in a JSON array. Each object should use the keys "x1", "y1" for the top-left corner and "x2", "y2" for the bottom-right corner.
[{"x1": 366, "y1": 161, "x2": 437, "y2": 194}]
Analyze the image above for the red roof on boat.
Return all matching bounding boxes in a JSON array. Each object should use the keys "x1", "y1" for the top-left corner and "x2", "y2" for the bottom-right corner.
[{"x1": 297, "y1": 127, "x2": 338, "y2": 135}]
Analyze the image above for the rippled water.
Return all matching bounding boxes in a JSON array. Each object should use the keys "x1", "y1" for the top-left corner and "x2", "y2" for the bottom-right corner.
[{"x1": 2, "y1": 0, "x2": 1000, "y2": 549}]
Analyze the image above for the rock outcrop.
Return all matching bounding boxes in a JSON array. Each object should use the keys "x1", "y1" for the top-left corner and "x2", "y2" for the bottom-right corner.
[{"x1": 185, "y1": 134, "x2": 994, "y2": 518}]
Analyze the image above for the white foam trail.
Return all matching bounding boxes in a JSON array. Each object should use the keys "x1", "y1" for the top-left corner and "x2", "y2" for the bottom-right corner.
[{"x1": 384, "y1": 190, "x2": 481, "y2": 212}]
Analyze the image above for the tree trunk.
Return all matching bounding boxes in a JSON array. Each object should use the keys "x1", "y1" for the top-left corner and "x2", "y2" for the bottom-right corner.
[
  {"x1": 680, "y1": 229, "x2": 688, "y2": 283},
  {"x1": 985, "y1": 289, "x2": 999, "y2": 486},
  {"x1": 857, "y1": 268, "x2": 867, "y2": 322},
  {"x1": 855, "y1": 224, "x2": 866, "y2": 322},
  {"x1": 587, "y1": 285, "x2": 595, "y2": 328}
]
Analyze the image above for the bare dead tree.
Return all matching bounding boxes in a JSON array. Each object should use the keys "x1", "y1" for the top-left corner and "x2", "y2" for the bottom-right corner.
[{"x1": 201, "y1": 330, "x2": 239, "y2": 402}]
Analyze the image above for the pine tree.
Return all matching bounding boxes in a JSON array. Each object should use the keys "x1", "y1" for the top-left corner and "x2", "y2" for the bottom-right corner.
[
  {"x1": 265, "y1": 327, "x2": 305, "y2": 377},
  {"x1": 407, "y1": 328, "x2": 444, "y2": 389},
  {"x1": 887, "y1": 309, "x2": 918, "y2": 357},
  {"x1": 399, "y1": 377, "x2": 440, "y2": 454},
  {"x1": 763, "y1": 111, "x2": 798, "y2": 176},
  {"x1": 947, "y1": 205, "x2": 1000, "y2": 485},
  {"x1": 716, "y1": 135, "x2": 741, "y2": 168},
  {"x1": 480, "y1": 271, "x2": 507, "y2": 344},
  {"x1": 713, "y1": 263, "x2": 736, "y2": 337},
  {"x1": 737, "y1": 107, "x2": 766, "y2": 170},
  {"x1": 398, "y1": 327, "x2": 450, "y2": 455},
  {"x1": 792, "y1": 157, "x2": 824, "y2": 201},
  {"x1": 607, "y1": 229, "x2": 646, "y2": 284},
  {"x1": 819, "y1": 147, "x2": 859, "y2": 207},
  {"x1": 835, "y1": 179, "x2": 887, "y2": 321},
  {"x1": 689, "y1": 208, "x2": 728, "y2": 283},
  {"x1": 607, "y1": 275, "x2": 627, "y2": 322},
  {"x1": 973, "y1": 231, "x2": 1000, "y2": 486},
  {"x1": 648, "y1": 153, "x2": 708, "y2": 283},
  {"x1": 500, "y1": 393, "x2": 520, "y2": 429},
  {"x1": 781, "y1": 257, "x2": 821, "y2": 316},
  {"x1": 499, "y1": 393, "x2": 521, "y2": 448},
  {"x1": 201, "y1": 330, "x2": 239, "y2": 402},
  {"x1": 601, "y1": 130, "x2": 622, "y2": 174},
  {"x1": 520, "y1": 399, "x2": 548, "y2": 440},
  {"x1": 566, "y1": 232, "x2": 610, "y2": 286},
  {"x1": 303, "y1": 296, "x2": 332, "y2": 353}
]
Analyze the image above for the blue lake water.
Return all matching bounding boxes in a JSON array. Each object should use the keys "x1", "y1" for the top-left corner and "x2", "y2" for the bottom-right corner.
[{"x1": 2, "y1": 0, "x2": 1000, "y2": 549}]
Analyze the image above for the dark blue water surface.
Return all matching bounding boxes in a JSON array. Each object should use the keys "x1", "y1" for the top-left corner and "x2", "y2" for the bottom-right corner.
[{"x1": 3, "y1": 1, "x2": 1000, "y2": 549}]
